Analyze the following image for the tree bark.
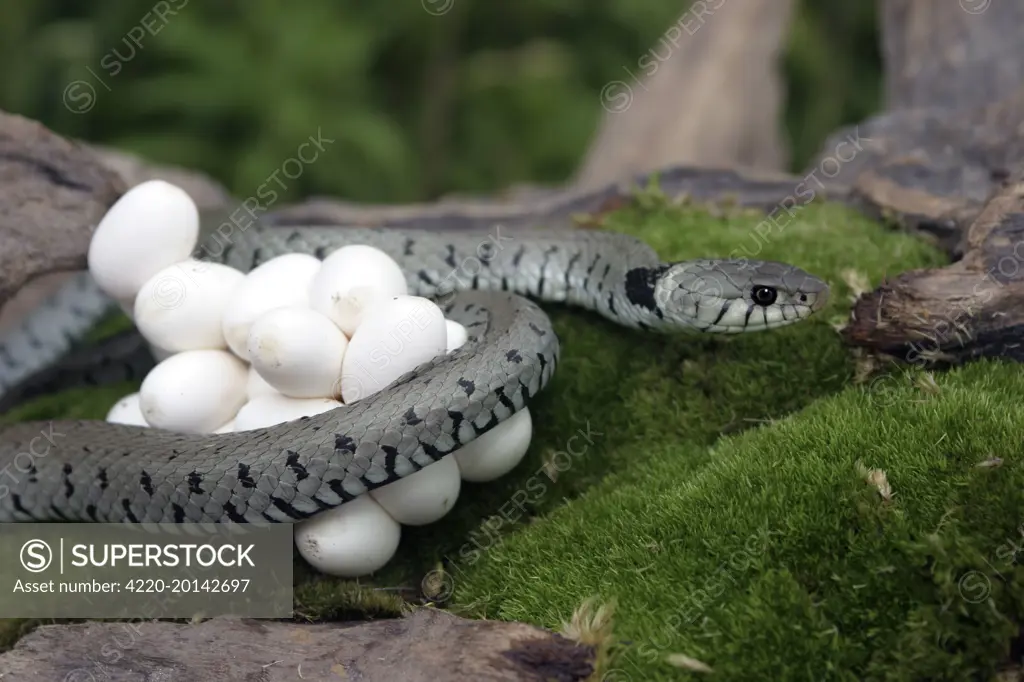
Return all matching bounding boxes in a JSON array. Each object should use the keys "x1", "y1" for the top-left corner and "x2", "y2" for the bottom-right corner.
[{"x1": 572, "y1": 0, "x2": 795, "y2": 190}]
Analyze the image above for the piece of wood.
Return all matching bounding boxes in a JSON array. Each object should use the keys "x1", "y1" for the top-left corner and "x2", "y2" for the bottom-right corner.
[
  {"x1": 880, "y1": 0, "x2": 1024, "y2": 112},
  {"x1": 0, "y1": 609, "x2": 595, "y2": 682},
  {"x1": 843, "y1": 174, "x2": 1024, "y2": 363},
  {"x1": 0, "y1": 111, "x2": 124, "y2": 312},
  {"x1": 571, "y1": 0, "x2": 795, "y2": 190}
]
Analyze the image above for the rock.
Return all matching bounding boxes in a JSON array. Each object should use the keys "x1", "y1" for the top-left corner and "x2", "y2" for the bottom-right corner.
[
  {"x1": 572, "y1": 0, "x2": 795, "y2": 190},
  {"x1": 0, "y1": 609, "x2": 595, "y2": 682},
  {"x1": 842, "y1": 173, "x2": 1024, "y2": 363},
  {"x1": 0, "y1": 110, "x2": 125, "y2": 311}
]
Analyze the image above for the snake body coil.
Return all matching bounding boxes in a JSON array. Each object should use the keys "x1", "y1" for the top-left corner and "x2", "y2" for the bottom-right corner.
[{"x1": 0, "y1": 223, "x2": 828, "y2": 523}]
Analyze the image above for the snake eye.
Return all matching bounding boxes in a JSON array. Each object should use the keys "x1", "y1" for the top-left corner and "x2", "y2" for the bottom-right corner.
[{"x1": 751, "y1": 285, "x2": 778, "y2": 307}]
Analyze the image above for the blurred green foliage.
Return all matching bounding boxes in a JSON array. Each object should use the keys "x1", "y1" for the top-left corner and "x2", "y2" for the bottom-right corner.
[{"x1": 0, "y1": 0, "x2": 880, "y2": 204}]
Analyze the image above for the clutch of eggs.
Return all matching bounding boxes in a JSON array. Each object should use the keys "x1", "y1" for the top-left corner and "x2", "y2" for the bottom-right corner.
[{"x1": 92, "y1": 180, "x2": 533, "y2": 578}]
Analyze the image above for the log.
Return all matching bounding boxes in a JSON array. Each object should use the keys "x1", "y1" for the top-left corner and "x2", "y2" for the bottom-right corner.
[
  {"x1": 572, "y1": 0, "x2": 795, "y2": 190},
  {"x1": 0, "y1": 609, "x2": 595, "y2": 682},
  {"x1": 0, "y1": 111, "x2": 124, "y2": 312},
  {"x1": 843, "y1": 174, "x2": 1024, "y2": 363}
]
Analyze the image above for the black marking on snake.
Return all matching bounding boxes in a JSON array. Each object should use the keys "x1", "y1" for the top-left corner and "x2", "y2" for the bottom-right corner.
[
  {"x1": 50, "y1": 504, "x2": 71, "y2": 520},
  {"x1": 314, "y1": 245, "x2": 329, "y2": 259},
  {"x1": 327, "y1": 479, "x2": 351, "y2": 502},
  {"x1": 97, "y1": 468, "x2": 109, "y2": 490},
  {"x1": 382, "y1": 445, "x2": 400, "y2": 473},
  {"x1": 421, "y1": 440, "x2": 446, "y2": 462},
  {"x1": 608, "y1": 293, "x2": 617, "y2": 315},
  {"x1": 11, "y1": 494, "x2": 29, "y2": 517},
  {"x1": 85, "y1": 504, "x2": 99, "y2": 521},
  {"x1": 222, "y1": 501, "x2": 248, "y2": 523},
  {"x1": 140, "y1": 471, "x2": 154, "y2": 496},
  {"x1": 464, "y1": 303, "x2": 474, "y2": 312},
  {"x1": 286, "y1": 451, "x2": 309, "y2": 481},
  {"x1": 528, "y1": 322, "x2": 546, "y2": 336},
  {"x1": 404, "y1": 238, "x2": 415, "y2": 256},
  {"x1": 495, "y1": 386, "x2": 517, "y2": 412},
  {"x1": 221, "y1": 242, "x2": 235, "y2": 264},
  {"x1": 448, "y1": 410, "x2": 467, "y2": 445},
  {"x1": 172, "y1": 503, "x2": 186, "y2": 523},
  {"x1": 444, "y1": 245, "x2": 458, "y2": 268},
  {"x1": 249, "y1": 248, "x2": 265, "y2": 270},
  {"x1": 744, "y1": 303, "x2": 755, "y2": 328},
  {"x1": 506, "y1": 349, "x2": 523, "y2": 363},
  {"x1": 62, "y1": 463, "x2": 74, "y2": 498},
  {"x1": 637, "y1": 320, "x2": 652, "y2": 331},
  {"x1": 600, "y1": 263, "x2": 612, "y2": 290},
  {"x1": 537, "y1": 246, "x2": 558, "y2": 297},
  {"x1": 237, "y1": 463, "x2": 256, "y2": 488},
  {"x1": 187, "y1": 471, "x2": 204, "y2": 495},
  {"x1": 512, "y1": 245, "x2": 526, "y2": 267},
  {"x1": 403, "y1": 407, "x2": 422, "y2": 426},
  {"x1": 335, "y1": 434, "x2": 357, "y2": 454},
  {"x1": 712, "y1": 302, "x2": 730, "y2": 326},
  {"x1": 472, "y1": 274, "x2": 480, "y2": 289},
  {"x1": 271, "y1": 496, "x2": 305, "y2": 520},
  {"x1": 457, "y1": 378, "x2": 475, "y2": 396},
  {"x1": 501, "y1": 276, "x2": 510, "y2": 291},
  {"x1": 518, "y1": 379, "x2": 530, "y2": 403},
  {"x1": 418, "y1": 271, "x2": 434, "y2": 286},
  {"x1": 624, "y1": 266, "x2": 669, "y2": 315},
  {"x1": 121, "y1": 499, "x2": 139, "y2": 523},
  {"x1": 285, "y1": 231, "x2": 305, "y2": 247},
  {"x1": 537, "y1": 352, "x2": 548, "y2": 375}
]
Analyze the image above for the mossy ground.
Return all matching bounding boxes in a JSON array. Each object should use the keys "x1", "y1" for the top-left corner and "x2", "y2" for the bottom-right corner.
[{"x1": 6, "y1": 195, "x2": 1020, "y2": 680}]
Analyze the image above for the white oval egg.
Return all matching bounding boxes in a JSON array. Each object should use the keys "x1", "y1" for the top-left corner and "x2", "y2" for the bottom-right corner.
[
  {"x1": 340, "y1": 295, "x2": 447, "y2": 403},
  {"x1": 308, "y1": 245, "x2": 408, "y2": 336},
  {"x1": 246, "y1": 366, "x2": 279, "y2": 400},
  {"x1": 88, "y1": 180, "x2": 199, "y2": 302},
  {"x1": 222, "y1": 254, "x2": 322, "y2": 361},
  {"x1": 445, "y1": 319, "x2": 468, "y2": 353},
  {"x1": 233, "y1": 394, "x2": 343, "y2": 431},
  {"x1": 370, "y1": 454, "x2": 461, "y2": 526},
  {"x1": 134, "y1": 260, "x2": 245, "y2": 352},
  {"x1": 139, "y1": 350, "x2": 248, "y2": 433},
  {"x1": 106, "y1": 392, "x2": 148, "y2": 427},
  {"x1": 454, "y1": 407, "x2": 533, "y2": 482},
  {"x1": 295, "y1": 495, "x2": 401, "y2": 577},
  {"x1": 247, "y1": 307, "x2": 348, "y2": 399}
]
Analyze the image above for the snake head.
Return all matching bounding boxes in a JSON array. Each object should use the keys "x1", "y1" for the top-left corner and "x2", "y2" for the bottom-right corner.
[{"x1": 648, "y1": 259, "x2": 830, "y2": 333}]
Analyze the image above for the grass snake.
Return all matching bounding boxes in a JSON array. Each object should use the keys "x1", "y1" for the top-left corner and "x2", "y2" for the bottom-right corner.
[{"x1": 0, "y1": 220, "x2": 829, "y2": 523}]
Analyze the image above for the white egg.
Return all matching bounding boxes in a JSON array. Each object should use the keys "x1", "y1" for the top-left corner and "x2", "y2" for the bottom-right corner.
[
  {"x1": 105, "y1": 392, "x2": 148, "y2": 427},
  {"x1": 214, "y1": 420, "x2": 235, "y2": 434},
  {"x1": 246, "y1": 366, "x2": 279, "y2": 400},
  {"x1": 139, "y1": 350, "x2": 248, "y2": 433},
  {"x1": 222, "y1": 254, "x2": 322, "y2": 361},
  {"x1": 133, "y1": 260, "x2": 245, "y2": 352},
  {"x1": 308, "y1": 245, "x2": 408, "y2": 336},
  {"x1": 233, "y1": 394, "x2": 343, "y2": 431},
  {"x1": 454, "y1": 408, "x2": 533, "y2": 482},
  {"x1": 247, "y1": 307, "x2": 348, "y2": 399},
  {"x1": 88, "y1": 180, "x2": 199, "y2": 302},
  {"x1": 370, "y1": 455, "x2": 461, "y2": 526},
  {"x1": 340, "y1": 295, "x2": 446, "y2": 403},
  {"x1": 445, "y1": 319, "x2": 468, "y2": 353},
  {"x1": 295, "y1": 495, "x2": 401, "y2": 577}
]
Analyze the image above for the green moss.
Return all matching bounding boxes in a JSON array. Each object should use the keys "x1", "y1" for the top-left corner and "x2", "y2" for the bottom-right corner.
[{"x1": 7, "y1": 199, "x2": 998, "y2": 681}]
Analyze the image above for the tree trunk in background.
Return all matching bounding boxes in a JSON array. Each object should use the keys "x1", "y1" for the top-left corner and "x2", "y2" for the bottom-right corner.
[
  {"x1": 880, "y1": 0, "x2": 1024, "y2": 111},
  {"x1": 571, "y1": 0, "x2": 795, "y2": 191}
]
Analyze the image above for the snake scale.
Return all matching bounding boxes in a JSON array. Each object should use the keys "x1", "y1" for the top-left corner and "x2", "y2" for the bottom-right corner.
[{"x1": 0, "y1": 219, "x2": 829, "y2": 523}]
